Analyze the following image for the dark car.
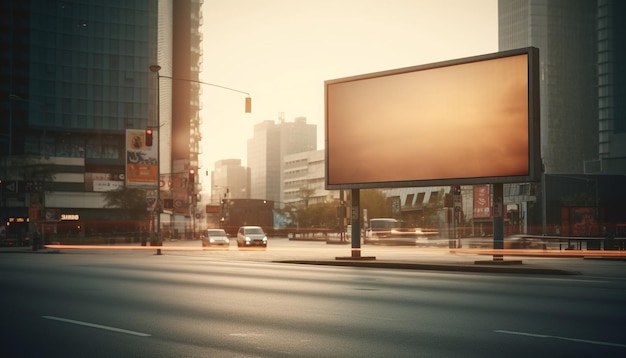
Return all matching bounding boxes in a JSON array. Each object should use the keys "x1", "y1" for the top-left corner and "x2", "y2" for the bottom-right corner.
[{"x1": 201, "y1": 228, "x2": 230, "y2": 247}]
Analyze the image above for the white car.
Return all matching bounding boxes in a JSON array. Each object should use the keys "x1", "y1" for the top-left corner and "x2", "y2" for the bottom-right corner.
[
  {"x1": 236, "y1": 226, "x2": 267, "y2": 248},
  {"x1": 201, "y1": 229, "x2": 230, "y2": 247}
]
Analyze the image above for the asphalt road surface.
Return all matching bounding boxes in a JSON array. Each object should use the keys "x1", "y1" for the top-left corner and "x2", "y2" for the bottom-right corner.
[{"x1": 1, "y1": 240, "x2": 625, "y2": 357}]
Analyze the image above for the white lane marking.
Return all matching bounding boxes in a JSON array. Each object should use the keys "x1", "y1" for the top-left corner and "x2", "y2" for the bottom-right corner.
[
  {"x1": 42, "y1": 316, "x2": 151, "y2": 337},
  {"x1": 495, "y1": 330, "x2": 626, "y2": 348},
  {"x1": 532, "y1": 278, "x2": 610, "y2": 284},
  {"x1": 230, "y1": 333, "x2": 264, "y2": 337}
]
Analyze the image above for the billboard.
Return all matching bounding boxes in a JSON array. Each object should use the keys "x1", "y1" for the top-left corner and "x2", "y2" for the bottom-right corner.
[
  {"x1": 325, "y1": 47, "x2": 540, "y2": 189},
  {"x1": 126, "y1": 129, "x2": 158, "y2": 188}
]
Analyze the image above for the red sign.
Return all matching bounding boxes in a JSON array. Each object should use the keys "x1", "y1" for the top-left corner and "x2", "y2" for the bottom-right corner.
[{"x1": 473, "y1": 185, "x2": 491, "y2": 218}]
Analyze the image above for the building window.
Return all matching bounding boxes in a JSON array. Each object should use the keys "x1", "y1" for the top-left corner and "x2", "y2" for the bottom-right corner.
[{"x1": 428, "y1": 191, "x2": 439, "y2": 204}]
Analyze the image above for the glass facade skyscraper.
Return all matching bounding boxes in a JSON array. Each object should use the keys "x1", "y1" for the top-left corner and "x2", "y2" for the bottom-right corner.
[
  {"x1": 498, "y1": 0, "x2": 626, "y2": 236},
  {"x1": 2, "y1": 1, "x2": 157, "y2": 156},
  {"x1": 499, "y1": 0, "x2": 626, "y2": 175},
  {"x1": 1, "y1": 0, "x2": 203, "y2": 239}
]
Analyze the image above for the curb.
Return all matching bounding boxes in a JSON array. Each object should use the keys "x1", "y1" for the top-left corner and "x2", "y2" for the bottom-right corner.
[
  {"x1": 0, "y1": 248, "x2": 62, "y2": 254},
  {"x1": 274, "y1": 260, "x2": 581, "y2": 275}
]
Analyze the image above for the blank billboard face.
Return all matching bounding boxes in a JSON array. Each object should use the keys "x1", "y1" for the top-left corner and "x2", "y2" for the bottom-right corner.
[{"x1": 325, "y1": 48, "x2": 539, "y2": 189}]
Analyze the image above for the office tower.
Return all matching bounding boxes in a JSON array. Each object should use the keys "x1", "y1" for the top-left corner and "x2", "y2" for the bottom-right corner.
[
  {"x1": 0, "y1": 0, "x2": 202, "y2": 238},
  {"x1": 499, "y1": 0, "x2": 597, "y2": 174},
  {"x1": 211, "y1": 159, "x2": 248, "y2": 203},
  {"x1": 158, "y1": 0, "x2": 203, "y2": 232},
  {"x1": 498, "y1": 0, "x2": 626, "y2": 235},
  {"x1": 594, "y1": 0, "x2": 626, "y2": 174},
  {"x1": 283, "y1": 149, "x2": 339, "y2": 207},
  {"x1": 499, "y1": 0, "x2": 625, "y2": 174},
  {"x1": 247, "y1": 116, "x2": 316, "y2": 203}
]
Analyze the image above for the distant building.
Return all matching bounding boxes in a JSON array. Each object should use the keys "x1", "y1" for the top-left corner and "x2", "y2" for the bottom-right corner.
[
  {"x1": 247, "y1": 115, "x2": 316, "y2": 203},
  {"x1": 210, "y1": 159, "x2": 248, "y2": 203},
  {"x1": 283, "y1": 150, "x2": 338, "y2": 207},
  {"x1": 219, "y1": 199, "x2": 274, "y2": 236}
]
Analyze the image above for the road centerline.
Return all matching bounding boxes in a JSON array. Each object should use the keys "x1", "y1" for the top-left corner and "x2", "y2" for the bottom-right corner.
[{"x1": 42, "y1": 316, "x2": 151, "y2": 337}]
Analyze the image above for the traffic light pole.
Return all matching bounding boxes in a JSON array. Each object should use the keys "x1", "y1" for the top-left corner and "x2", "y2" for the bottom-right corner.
[
  {"x1": 189, "y1": 169, "x2": 195, "y2": 240},
  {"x1": 149, "y1": 65, "x2": 162, "y2": 255},
  {"x1": 149, "y1": 64, "x2": 251, "y2": 252}
]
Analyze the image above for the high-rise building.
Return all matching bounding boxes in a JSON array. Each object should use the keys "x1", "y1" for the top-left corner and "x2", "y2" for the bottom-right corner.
[
  {"x1": 594, "y1": 0, "x2": 626, "y2": 174},
  {"x1": 498, "y1": 0, "x2": 625, "y2": 175},
  {"x1": 499, "y1": 0, "x2": 598, "y2": 174},
  {"x1": 247, "y1": 116, "x2": 316, "y2": 203},
  {"x1": 498, "y1": 0, "x2": 626, "y2": 235},
  {"x1": 0, "y1": 0, "x2": 202, "y2": 239},
  {"x1": 156, "y1": 0, "x2": 203, "y2": 235}
]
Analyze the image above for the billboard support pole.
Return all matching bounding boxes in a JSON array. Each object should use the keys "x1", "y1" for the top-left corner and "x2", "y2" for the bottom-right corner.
[
  {"x1": 336, "y1": 189, "x2": 375, "y2": 261},
  {"x1": 350, "y1": 189, "x2": 361, "y2": 258},
  {"x1": 493, "y1": 183, "x2": 504, "y2": 260}
]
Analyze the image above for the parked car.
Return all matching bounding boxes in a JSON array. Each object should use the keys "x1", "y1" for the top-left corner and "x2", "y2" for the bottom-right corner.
[
  {"x1": 236, "y1": 226, "x2": 267, "y2": 248},
  {"x1": 201, "y1": 228, "x2": 230, "y2": 247}
]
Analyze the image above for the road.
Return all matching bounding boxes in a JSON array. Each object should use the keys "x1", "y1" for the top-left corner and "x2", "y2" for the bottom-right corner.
[{"x1": 1, "y1": 239, "x2": 625, "y2": 357}]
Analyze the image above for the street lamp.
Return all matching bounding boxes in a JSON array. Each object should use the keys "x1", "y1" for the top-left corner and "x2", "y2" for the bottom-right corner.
[{"x1": 149, "y1": 64, "x2": 252, "y2": 248}]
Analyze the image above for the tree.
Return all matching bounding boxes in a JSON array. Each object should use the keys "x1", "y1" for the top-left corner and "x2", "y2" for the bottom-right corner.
[
  {"x1": 297, "y1": 186, "x2": 316, "y2": 208},
  {"x1": 297, "y1": 201, "x2": 338, "y2": 228},
  {"x1": 359, "y1": 189, "x2": 391, "y2": 218},
  {"x1": 103, "y1": 187, "x2": 149, "y2": 220}
]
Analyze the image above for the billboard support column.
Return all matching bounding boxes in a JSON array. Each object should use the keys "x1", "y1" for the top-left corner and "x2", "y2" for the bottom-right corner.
[
  {"x1": 493, "y1": 183, "x2": 504, "y2": 260},
  {"x1": 350, "y1": 189, "x2": 361, "y2": 258},
  {"x1": 335, "y1": 189, "x2": 375, "y2": 261}
]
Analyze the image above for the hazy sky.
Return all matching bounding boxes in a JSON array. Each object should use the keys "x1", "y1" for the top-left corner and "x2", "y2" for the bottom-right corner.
[{"x1": 198, "y1": 0, "x2": 497, "y2": 185}]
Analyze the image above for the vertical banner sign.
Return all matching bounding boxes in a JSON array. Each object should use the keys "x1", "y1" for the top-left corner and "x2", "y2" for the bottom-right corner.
[
  {"x1": 473, "y1": 185, "x2": 491, "y2": 218},
  {"x1": 126, "y1": 129, "x2": 158, "y2": 188},
  {"x1": 146, "y1": 190, "x2": 157, "y2": 211}
]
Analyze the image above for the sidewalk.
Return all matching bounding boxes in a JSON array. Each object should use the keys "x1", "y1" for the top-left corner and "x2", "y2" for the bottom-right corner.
[{"x1": 2, "y1": 239, "x2": 625, "y2": 278}]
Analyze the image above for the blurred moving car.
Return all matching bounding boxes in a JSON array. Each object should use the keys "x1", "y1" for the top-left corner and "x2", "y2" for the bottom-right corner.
[
  {"x1": 468, "y1": 235, "x2": 547, "y2": 249},
  {"x1": 201, "y1": 228, "x2": 230, "y2": 247},
  {"x1": 236, "y1": 226, "x2": 267, "y2": 248},
  {"x1": 364, "y1": 218, "x2": 439, "y2": 245},
  {"x1": 365, "y1": 228, "x2": 439, "y2": 245},
  {"x1": 503, "y1": 235, "x2": 547, "y2": 249}
]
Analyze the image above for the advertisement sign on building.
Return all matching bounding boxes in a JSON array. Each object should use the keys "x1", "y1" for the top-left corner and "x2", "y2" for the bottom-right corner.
[
  {"x1": 125, "y1": 129, "x2": 158, "y2": 188},
  {"x1": 473, "y1": 185, "x2": 491, "y2": 218},
  {"x1": 85, "y1": 173, "x2": 125, "y2": 192}
]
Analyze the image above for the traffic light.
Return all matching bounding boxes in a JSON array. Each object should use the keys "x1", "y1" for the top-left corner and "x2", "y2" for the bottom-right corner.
[
  {"x1": 189, "y1": 169, "x2": 195, "y2": 186},
  {"x1": 145, "y1": 128, "x2": 153, "y2": 146}
]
